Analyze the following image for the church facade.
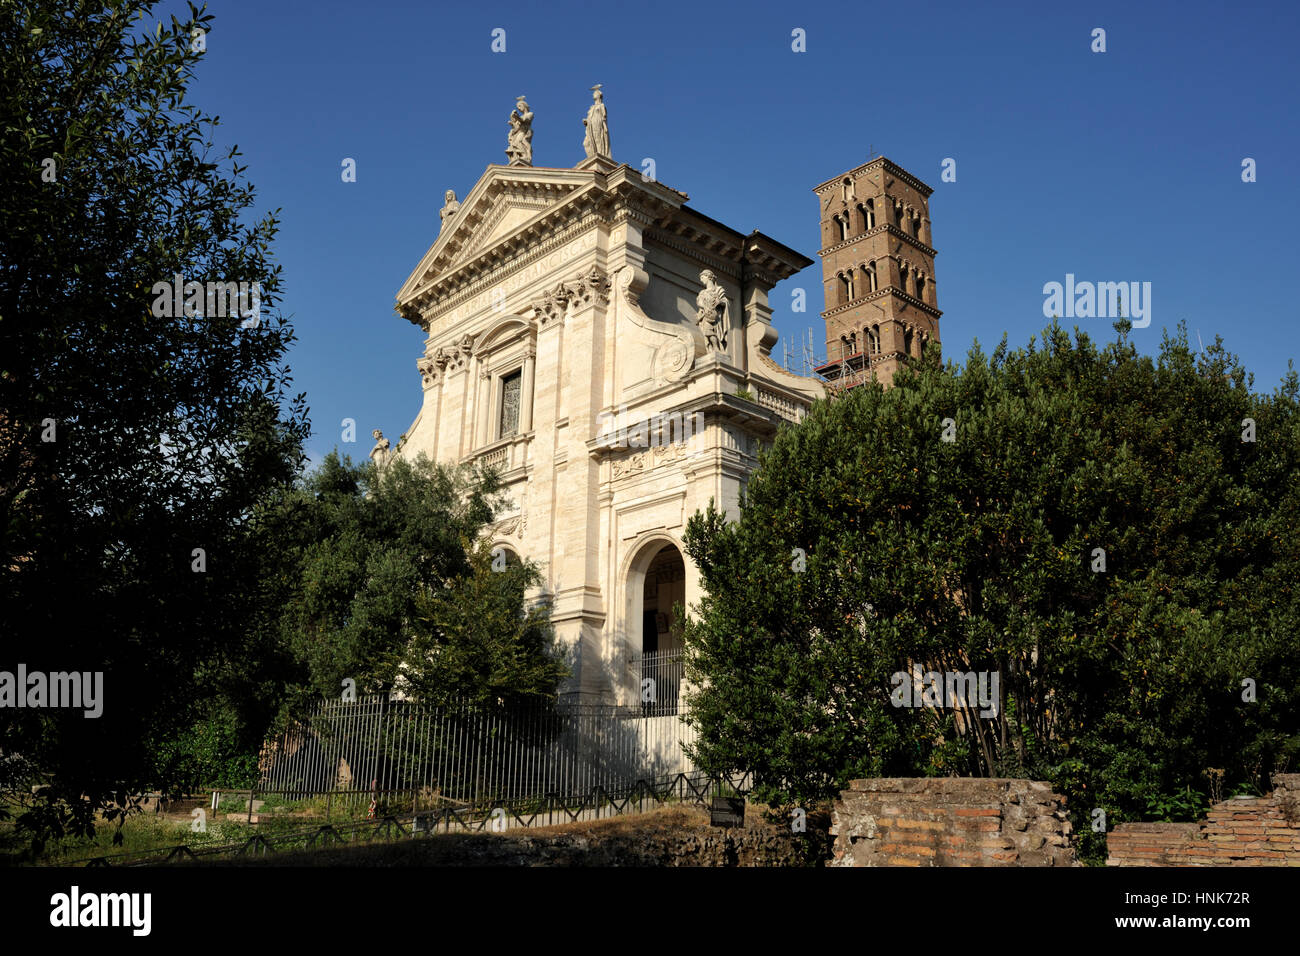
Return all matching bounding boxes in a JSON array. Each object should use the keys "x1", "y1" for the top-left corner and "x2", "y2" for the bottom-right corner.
[{"x1": 387, "y1": 91, "x2": 938, "y2": 709}]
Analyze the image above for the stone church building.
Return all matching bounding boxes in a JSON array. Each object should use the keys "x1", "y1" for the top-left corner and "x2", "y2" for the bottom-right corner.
[{"x1": 387, "y1": 91, "x2": 938, "y2": 708}]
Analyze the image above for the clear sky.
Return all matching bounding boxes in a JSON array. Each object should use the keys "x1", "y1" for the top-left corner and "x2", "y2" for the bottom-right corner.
[{"x1": 174, "y1": 0, "x2": 1299, "y2": 467}]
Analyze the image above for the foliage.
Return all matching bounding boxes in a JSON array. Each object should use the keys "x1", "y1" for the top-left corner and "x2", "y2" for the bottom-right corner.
[
  {"x1": 1143, "y1": 786, "x2": 1210, "y2": 822},
  {"x1": 151, "y1": 699, "x2": 263, "y2": 790},
  {"x1": 0, "y1": 0, "x2": 308, "y2": 849},
  {"x1": 261, "y1": 452, "x2": 568, "y2": 715},
  {"x1": 398, "y1": 540, "x2": 569, "y2": 706},
  {"x1": 682, "y1": 322, "x2": 1300, "y2": 863}
]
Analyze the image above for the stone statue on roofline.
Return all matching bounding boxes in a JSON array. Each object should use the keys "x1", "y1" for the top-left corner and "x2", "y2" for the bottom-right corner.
[
  {"x1": 582, "y1": 85, "x2": 610, "y2": 160},
  {"x1": 506, "y1": 96, "x2": 533, "y2": 166},
  {"x1": 370, "y1": 429, "x2": 391, "y2": 465},
  {"x1": 439, "y1": 190, "x2": 460, "y2": 232}
]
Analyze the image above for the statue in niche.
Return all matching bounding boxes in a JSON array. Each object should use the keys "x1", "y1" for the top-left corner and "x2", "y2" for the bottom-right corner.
[
  {"x1": 506, "y1": 96, "x2": 533, "y2": 166},
  {"x1": 438, "y1": 190, "x2": 460, "y2": 231},
  {"x1": 582, "y1": 85, "x2": 610, "y2": 160},
  {"x1": 695, "y1": 269, "x2": 730, "y2": 353}
]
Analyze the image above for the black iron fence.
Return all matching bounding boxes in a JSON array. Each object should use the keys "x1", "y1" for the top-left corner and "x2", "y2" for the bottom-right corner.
[
  {"x1": 72, "y1": 769, "x2": 753, "y2": 867},
  {"x1": 628, "y1": 648, "x2": 684, "y2": 716},
  {"x1": 258, "y1": 695, "x2": 696, "y2": 808}
]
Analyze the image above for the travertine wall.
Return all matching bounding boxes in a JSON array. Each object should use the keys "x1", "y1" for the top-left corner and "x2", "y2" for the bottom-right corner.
[
  {"x1": 1107, "y1": 774, "x2": 1300, "y2": 866},
  {"x1": 393, "y1": 159, "x2": 823, "y2": 707},
  {"x1": 830, "y1": 777, "x2": 1078, "y2": 867}
]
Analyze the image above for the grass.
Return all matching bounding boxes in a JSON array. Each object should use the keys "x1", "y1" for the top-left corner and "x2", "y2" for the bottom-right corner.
[
  {"x1": 1, "y1": 778, "x2": 737, "y2": 865},
  {"x1": 1, "y1": 805, "x2": 257, "y2": 866},
  {"x1": 0, "y1": 792, "x2": 407, "y2": 866}
]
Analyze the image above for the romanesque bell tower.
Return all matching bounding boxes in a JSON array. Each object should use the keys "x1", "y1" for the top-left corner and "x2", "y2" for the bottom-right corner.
[{"x1": 813, "y1": 157, "x2": 941, "y2": 387}]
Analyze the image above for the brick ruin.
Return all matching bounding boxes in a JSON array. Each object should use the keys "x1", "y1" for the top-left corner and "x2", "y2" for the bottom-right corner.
[
  {"x1": 830, "y1": 774, "x2": 1300, "y2": 867},
  {"x1": 830, "y1": 777, "x2": 1078, "y2": 867},
  {"x1": 1107, "y1": 773, "x2": 1300, "y2": 866}
]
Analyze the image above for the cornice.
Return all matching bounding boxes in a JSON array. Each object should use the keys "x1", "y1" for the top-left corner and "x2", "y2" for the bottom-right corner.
[
  {"x1": 812, "y1": 156, "x2": 935, "y2": 197},
  {"x1": 819, "y1": 225, "x2": 935, "y2": 260},
  {"x1": 820, "y1": 288, "x2": 943, "y2": 320},
  {"x1": 401, "y1": 161, "x2": 809, "y2": 336},
  {"x1": 411, "y1": 183, "x2": 681, "y2": 322},
  {"x1": 647, "y1": 215, "x2": 744, "y2": 262},
  {"x1": 643, "y1": 224, "x2": 810, "y2": 288},
  {"x1": 742, "y1": 232, "x2": 814, "y2": 281},
  {"x1": 643, "y1": 231, "x2": 740, "y2": 279},
  {"x1": 423, "y1": 215, "x2": 601, "y2": 323},
  {"x1": 819, "y1": 347, "x2": 913, "y2": 375},
  {"x1": 406, "y1": 180, "x2": 600, "y2": 308}
]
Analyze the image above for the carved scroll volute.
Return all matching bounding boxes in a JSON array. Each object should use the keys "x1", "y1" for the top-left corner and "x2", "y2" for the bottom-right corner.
[
  {"x1": 617, "y1": 262, "x2": 649, "y2": 307},
  {"x1": 751, "y1": 311, "x2": 780, "y2": 357},
  {"x1": 617, "y1": 265, "x2": 705, "y2": 385}
]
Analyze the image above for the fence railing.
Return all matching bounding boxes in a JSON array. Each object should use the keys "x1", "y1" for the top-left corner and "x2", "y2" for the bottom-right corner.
[
  {"x1": 258, "y1": 695, "x2": 696, "y2": 808},
  {"x1": 627, "y1": 649, "x2": 684, "y2": 716},
  {"x1": 73, "y1": 768, "x2": 753, "y2": 867}
]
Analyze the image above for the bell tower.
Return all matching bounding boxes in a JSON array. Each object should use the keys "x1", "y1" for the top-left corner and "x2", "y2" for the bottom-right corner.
[{"x1": 813, "y1": 157, "x2": 941, "y2": 387}]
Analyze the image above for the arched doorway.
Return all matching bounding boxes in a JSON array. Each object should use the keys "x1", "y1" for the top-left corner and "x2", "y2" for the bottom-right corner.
[
  {"x1": 629, "y1": 542, "x2": 685, "y2": 714},
  {"x1": 640, "y1": 544, "x2": 685, "y2": 656}
]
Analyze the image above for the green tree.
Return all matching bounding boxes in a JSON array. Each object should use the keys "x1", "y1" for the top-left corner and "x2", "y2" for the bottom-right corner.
[
  {"x1": 264, "y1": 452, "x2": 567, "y2": 715},
  {"x1": 398, "y1": 540, "x2": 569, "y2": 707},
  {"x1": 0, "y1": 1, "x2": 308, "y2": 847},
  {"x1": 682, "y1": 323, "x2": 1300, "y2": 862}
]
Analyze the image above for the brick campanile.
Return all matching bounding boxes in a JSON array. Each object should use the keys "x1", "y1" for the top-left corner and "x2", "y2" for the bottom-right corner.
[{"x1": 813, "y1": 157, "x2": 941, "y2": 387}]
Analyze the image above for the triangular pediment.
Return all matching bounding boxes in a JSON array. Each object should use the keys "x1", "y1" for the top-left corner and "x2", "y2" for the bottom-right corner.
[
  {"x1": 454, "y1": 197, "x2": 553, "y2": 265},
  {"x1": 397, "y1": 165, "x2": 594, "y2": 306}
]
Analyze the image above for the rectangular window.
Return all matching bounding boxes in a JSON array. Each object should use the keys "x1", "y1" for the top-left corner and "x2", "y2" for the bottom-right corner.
[{"x1": 499, "y1": 369, "x2": 522, "y2": 438}]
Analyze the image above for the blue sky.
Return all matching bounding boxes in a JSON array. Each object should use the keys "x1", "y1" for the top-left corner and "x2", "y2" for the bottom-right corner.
[{"x1": 176, "y1": 0, "x2": 1299, "y2": 467}]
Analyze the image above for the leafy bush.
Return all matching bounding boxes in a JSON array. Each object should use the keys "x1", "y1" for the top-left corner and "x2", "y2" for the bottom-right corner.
[{"x1": 682, "y1": 322, "x2": 1300, "y2": 863}]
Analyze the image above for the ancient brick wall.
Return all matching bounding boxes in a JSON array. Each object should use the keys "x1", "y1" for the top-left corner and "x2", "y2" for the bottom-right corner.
[
  {"x1": 1107, "y1": 774, "x2": 1300, "y2": 866},
  {"x1": 830, "y1": 777, "x2": 1078, "y2": 867}
]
